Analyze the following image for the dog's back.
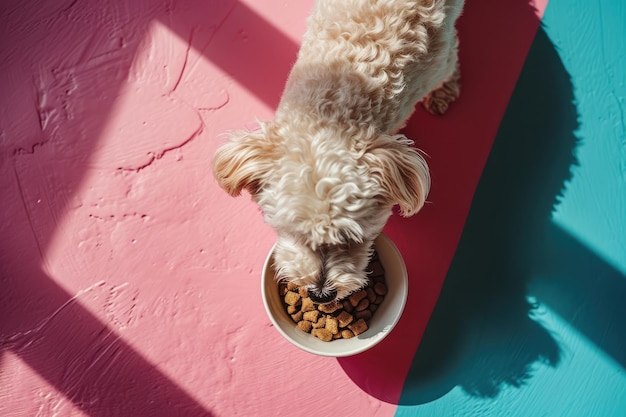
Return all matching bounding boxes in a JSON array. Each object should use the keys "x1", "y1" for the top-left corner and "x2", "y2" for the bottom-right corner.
[{"x1": 276, "y1": 0, "x2": 464, "y2": 134}]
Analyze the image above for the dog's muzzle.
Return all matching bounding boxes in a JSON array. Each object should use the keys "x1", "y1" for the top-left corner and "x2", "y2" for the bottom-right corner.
[{"x1": 308, "y1": 287, "x2": 337, "y2": 304}]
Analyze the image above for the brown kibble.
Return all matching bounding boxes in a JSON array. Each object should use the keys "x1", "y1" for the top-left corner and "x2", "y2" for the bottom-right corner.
[
  {"x1": 297, "y1": 320, "x2": 313, "y2": 333},
  {"x1": 312, "y1": 328, "x2": 333, "y2": 342},
  {"x1": 318, "y1": 301, "x2": 341, "y2": 314},
  {"x1": 303, "y1": 310, "x2": 320, "y2": 323},
  {"x1": 369, "y1": 261, "x2": 385, "y2": 278},
  {"x1": 355, "y1": 298, "x2": 370, "y2": 312},
  {"x1": 341, "y1": 329, "x2": 355, "y2": 339},
  {"x1": 279, "y1": 282, "x2": 289, "y2": 295},
  {"x1": 336, "y1": 310, "x2": 354, "y2": 328},
  {"x1": 284, "y1": 291, "x2": 301, "y2": 306},
  {"x1": 355, "y1": 309, "x2": 372, "y2": 321},
  {"x1": 348, "y1": 318, "x2": 368, "y2": 336},
  {"x1": 290, "y1": 311, "x2": 303, "y2": 323},
  {"x1": 374, "y1": 282, "x2": 387, "y2": 296},
  {"x1": 298, "y1": 286, "x2": 309, "y2": 298},
  {"x1": 325, "y1": 317, "x2": 339, "y2": 334},
  {"x1": 372, "y1": 275, "x2": 385, "y2": 283},
  {"x1": 279, "y1": 254, "x2": 386, "y2": 342},
  {"x1": 349, "y1": 290, "x2": 367, "y2": 307},
  {"x1": 300, "y1": 297, "x2": 316, "y2": 312},
  {"x1": 312, "y1": 316, "x2": 326, "y2": 329}
]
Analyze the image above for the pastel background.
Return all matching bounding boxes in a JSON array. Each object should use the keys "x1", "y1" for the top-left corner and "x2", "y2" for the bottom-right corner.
[{"x1": 1, "y1": 0, "x2": 624, "y2": 416}]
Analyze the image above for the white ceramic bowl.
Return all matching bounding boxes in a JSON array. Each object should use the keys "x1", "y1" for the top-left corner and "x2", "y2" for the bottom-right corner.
[{"x1": 261, "y1": 232, "x2": 408, "y2": 357}]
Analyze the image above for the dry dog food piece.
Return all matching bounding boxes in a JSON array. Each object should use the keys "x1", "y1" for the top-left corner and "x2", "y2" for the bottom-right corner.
[
  {"x1": 318, "y1": 301, "x2": 342, "y2": 314},
  {"x1": 300, "y1": 297, "x2": 316, "y2": 312},
  {"x1": 279, "y1": 282, "x2": 289, "y2": 295},
  {"x1": 369, "y1": 261, "x2": 385, "y2": 278},
  {"x1": 355, "y1": 298, "x2": 370, "y2": 312},
  {"x1": 355, "y1": 309, "x2": 372, "y2": 321},
  {"x1": 336, "y1": 310, "x2": 354, "y2": 328},
  {"x1": 291, "y1": 311, "x2": 303, "y2": 323},
  {"x1": 348, "y1": 318, "x2": 368, "y2": 336},
  {"x1": 312, "y1": 316, "x2": 326, "y2": 329},
  {"x1": 297, "y1": 320, "x2": 313, "y2": 333},
  {"x1": 303, "y1": 310, "x2": 320, "y2": 323},
  {"x1": 349, "y1": 290, "x2": 367, "y2": 307},
  {"x1": 325, "y1": 317, "x2": 339, "y2": 335},
  {"x1": 367, "y1": 287, "x2": 377, "y2": 303},
  {"x1": 374, "y1": 282, "x2": 387, "y2": 296},
  {"x1": 284, "y1": 291, "x2": 301, "y2": 306},
  {"x1": 312, "y1": 328, "x2": 333, "y2": 342},
  {"x1": 278, "y1": 251, "x2": 387, "y2": 342},
  {"x1": 341, "y1": 329, "x2": 355, "y2": 339}
]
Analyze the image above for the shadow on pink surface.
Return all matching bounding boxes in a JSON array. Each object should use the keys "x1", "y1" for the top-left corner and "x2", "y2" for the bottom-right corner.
[
  {"x1": 1, "y1": 0, "x2": 306, "y2": 413},
  {"x1": 2, "y1": 266, "x2": 214, "y2": 416},
  {"x1": 1, "y1": 0, "x2": 300, "y2": 414},
  {"x1": 0, "y1": 0, "x2": 232, "y2": 415},
  {"x1": 194, "y1": 1, "x2": 300, "y2": 109}
]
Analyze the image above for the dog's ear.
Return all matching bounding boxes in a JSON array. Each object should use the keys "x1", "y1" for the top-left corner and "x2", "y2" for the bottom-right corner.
[
  {"x1": 212, "y1": 126, "x2": 276, "y2": 197},
  {"x1": 363, "y1": 134, "x2": 431, "y2": 217}
]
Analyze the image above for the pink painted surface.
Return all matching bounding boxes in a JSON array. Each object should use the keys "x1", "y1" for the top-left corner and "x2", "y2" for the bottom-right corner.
[{"x1": 0, "y1": 0, "x2": 546, "y2": 416}]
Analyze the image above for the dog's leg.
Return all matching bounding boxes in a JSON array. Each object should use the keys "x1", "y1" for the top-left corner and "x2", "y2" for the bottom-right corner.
[
  {"x1": 421, "y1": 65, "x2": 460, "y2": 116},
  {"x1": 421, "y1": 36, "x2": 461, "y2": 116}
]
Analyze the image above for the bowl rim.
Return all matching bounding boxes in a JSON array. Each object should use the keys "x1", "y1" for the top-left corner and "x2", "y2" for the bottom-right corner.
[{"x1": 261, "y1": 232, "x2": 408, "y2": 357}]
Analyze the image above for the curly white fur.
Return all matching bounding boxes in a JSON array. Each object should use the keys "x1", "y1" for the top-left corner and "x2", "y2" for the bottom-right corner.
[{"x1": 213, "y1": 0, "x2": 464, "y2": 302}]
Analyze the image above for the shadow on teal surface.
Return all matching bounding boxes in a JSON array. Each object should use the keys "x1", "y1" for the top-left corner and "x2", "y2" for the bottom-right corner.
[
  {"x1": 530, "y1": 221, "x2": 626, "y2": 369},
  {"x1": 397, "y1": 25, "x2": 613, "y2": 404}
]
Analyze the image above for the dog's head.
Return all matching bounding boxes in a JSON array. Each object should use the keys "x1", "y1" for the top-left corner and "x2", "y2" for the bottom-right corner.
[{"x1": 212, "y1": 123, "x2": 429, "y2": 302}]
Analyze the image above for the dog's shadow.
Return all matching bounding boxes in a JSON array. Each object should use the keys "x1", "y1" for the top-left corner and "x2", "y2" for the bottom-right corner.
[
  {"x1": 342, "y1": 24, "x2": 581, "y2": 403},
  {"x1": 399, "y1": 24, "x2": 578, "y2": 402},
  {"x1": 406, "y1": 24, "x2": 581, "y2": 402}
]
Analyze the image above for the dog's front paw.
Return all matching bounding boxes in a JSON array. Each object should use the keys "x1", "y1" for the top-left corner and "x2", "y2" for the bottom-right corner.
[{"x1": 422, "y1": 68, "x2": 461, "y2": 116}]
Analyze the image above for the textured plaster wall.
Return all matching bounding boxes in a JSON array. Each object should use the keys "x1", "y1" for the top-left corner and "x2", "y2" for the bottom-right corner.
[{"x1": 1, "y1": 0, "x2": 623, "y2": 416}]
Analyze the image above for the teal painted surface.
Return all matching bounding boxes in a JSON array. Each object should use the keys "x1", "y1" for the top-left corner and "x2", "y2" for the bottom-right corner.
[
  {"x1": 548, "y1": 1, "x2": 626, "y2": 277},
  {"x1": 395, "y1": 0, "x2": 626, "y2": 415}
]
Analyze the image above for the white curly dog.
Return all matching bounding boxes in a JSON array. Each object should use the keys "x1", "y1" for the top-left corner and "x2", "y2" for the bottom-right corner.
[{"x1": 213, "y1": 0, "x2": 464, "y2": 303}]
